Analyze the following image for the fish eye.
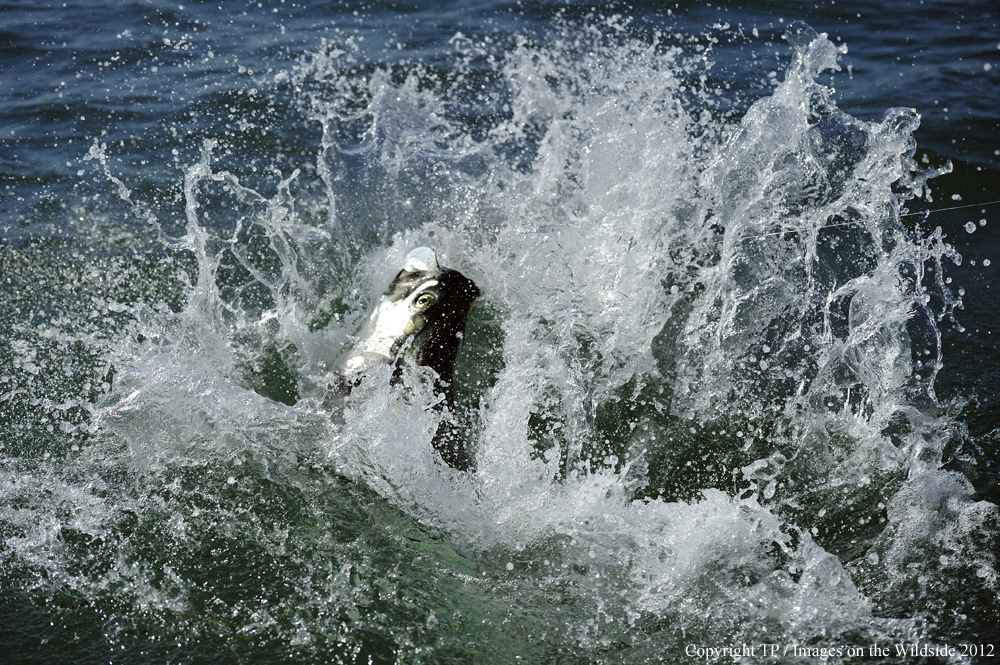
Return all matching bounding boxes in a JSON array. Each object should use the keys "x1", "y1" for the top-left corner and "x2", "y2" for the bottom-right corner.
[{"x1": 414, "y1": 293, "x2": 436, "y2": 308}]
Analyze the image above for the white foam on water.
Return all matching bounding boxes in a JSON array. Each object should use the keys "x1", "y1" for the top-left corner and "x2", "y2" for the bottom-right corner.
[{"x1": 5, "y1": 16, "x2": 996, "y2": 661}]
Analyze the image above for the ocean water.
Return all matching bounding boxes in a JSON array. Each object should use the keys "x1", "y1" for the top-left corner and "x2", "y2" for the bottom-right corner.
[{"x1": 2, "y1": 1, "x2": 999, "y2": 663}]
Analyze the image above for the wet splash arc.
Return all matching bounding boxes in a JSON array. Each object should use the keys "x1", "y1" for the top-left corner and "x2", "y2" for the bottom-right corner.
[{"x1": 1, "y1": 15, "x2": 997, "y2": 665}]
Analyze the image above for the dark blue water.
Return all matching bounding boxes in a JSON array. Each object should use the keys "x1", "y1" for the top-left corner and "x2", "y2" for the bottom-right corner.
[{"x1": 2, "y1": 1, "x2": 999, "y2": 663}]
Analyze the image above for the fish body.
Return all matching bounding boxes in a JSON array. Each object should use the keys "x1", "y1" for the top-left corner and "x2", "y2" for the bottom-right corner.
[{"x1": 337, "y1": 247, "x2": 480, "y2": 470}]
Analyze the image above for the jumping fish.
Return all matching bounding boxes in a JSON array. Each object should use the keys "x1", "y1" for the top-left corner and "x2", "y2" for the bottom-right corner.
[{"x1": 336, "y1": 247, "x2": 480, "y2": 471}]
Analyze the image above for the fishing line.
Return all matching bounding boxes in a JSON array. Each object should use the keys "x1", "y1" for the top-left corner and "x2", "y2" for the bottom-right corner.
[
  {"x1": 734, "y1": 199, "x2": 1000, "y2": 240},
  {"x1": 900, "y1": 199, "x2": 1000, "y2": 218}
]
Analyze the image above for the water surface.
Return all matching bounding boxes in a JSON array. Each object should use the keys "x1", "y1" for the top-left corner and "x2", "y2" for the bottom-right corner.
[{"x1": 2, "y1": 1, "x2": 999, "y2": 663}]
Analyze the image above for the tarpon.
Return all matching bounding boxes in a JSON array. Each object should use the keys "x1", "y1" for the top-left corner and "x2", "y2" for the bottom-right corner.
[{"x1": 336, "y1": 247, "x2": 480, "y2": 471}]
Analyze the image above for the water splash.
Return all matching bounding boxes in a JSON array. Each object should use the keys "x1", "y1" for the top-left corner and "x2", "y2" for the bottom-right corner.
[{"x1": 3, "y1": 15, "x2": 996, "y2": 663}]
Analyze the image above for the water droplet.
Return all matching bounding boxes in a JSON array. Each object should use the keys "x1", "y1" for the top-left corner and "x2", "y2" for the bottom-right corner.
[
  {"x1": 867, "y1": 552, "x2": 879, "y2": 565},
  {"x1": 984, "y1": 259, "x2": 992, "y2": 267},
  {"x1": 965, "y1": 221, "x2": 977, "y2": 234},
  {"x1": 505, "y1": 562, "x2": 514, "y2": 571},
  {"x1": 227, "y1": 476, "x2": 236, "y2": 485}
]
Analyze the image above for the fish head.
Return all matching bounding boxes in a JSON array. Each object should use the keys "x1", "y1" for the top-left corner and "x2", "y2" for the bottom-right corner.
[{"x1": 340, "y1": 247, "x2": 480, "y2": 381}]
